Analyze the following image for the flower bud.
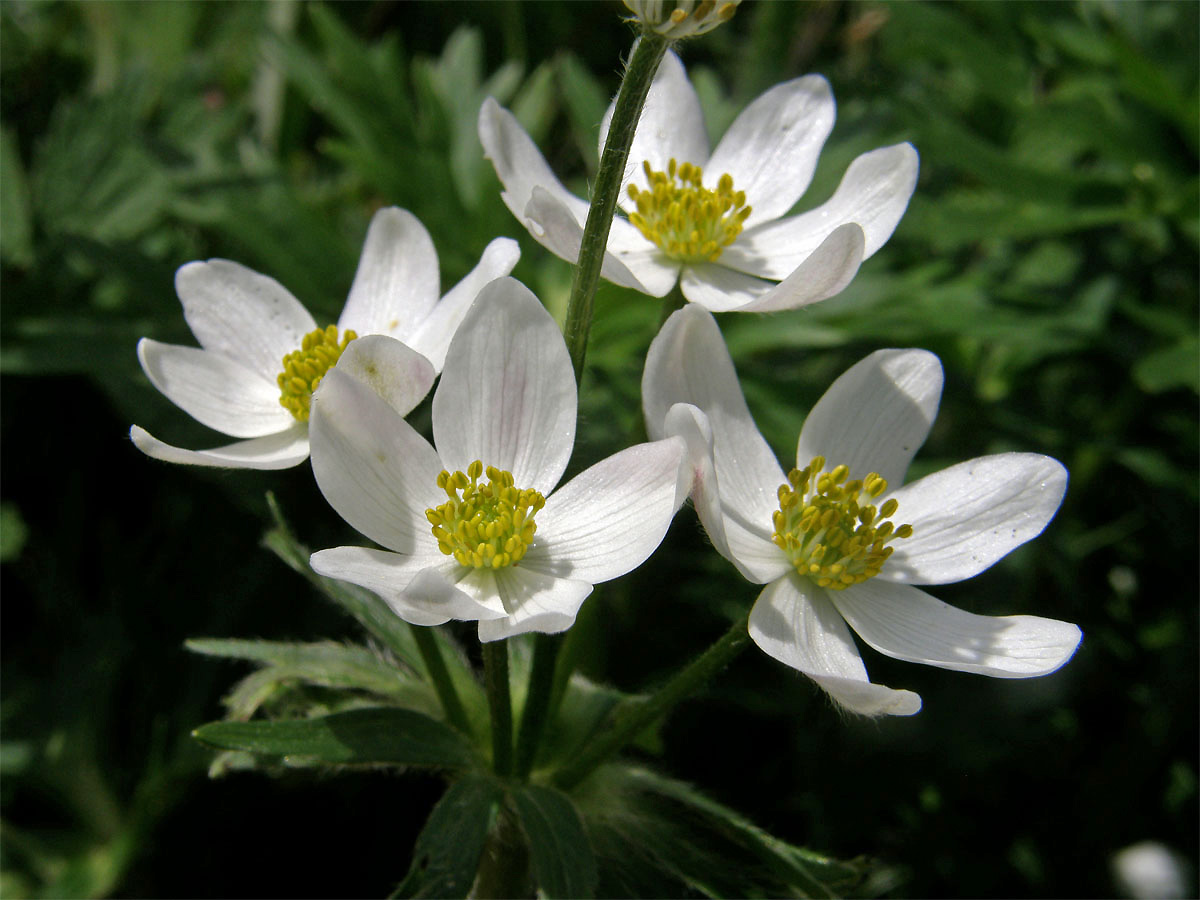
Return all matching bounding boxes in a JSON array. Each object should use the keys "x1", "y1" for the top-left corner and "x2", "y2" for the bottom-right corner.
[{"x1": 622, "y1": 0, "x2": 740, "y2": 39}]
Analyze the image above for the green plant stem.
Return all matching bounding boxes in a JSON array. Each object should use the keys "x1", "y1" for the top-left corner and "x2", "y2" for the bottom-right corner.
[
  {"x1": 562, "y1": 32, "x2": 669, "y2": 384},
  {"x1": 553, "y1": 613, "x2": 751, "y2": 790},
  {"x1": 508, "y1": 32, "x2": 669, "y2": 785},
  {"x1": 657, "y1": 281, "x2": 688, "y2": 326},
  {"x1": 513, "y1": 632, "x2": 559, "y2": 778},
  {"x1": 408, "y1": 624, "x2": 472, "y2": 737},
  {"x1": 482, "y1": 641, "x2": 513, "y2": 777}
]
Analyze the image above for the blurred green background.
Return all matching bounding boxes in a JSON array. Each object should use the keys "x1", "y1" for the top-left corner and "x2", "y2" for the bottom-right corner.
[{"x1": 2, "y1": 1, "x2": 1196, "y2": 896}]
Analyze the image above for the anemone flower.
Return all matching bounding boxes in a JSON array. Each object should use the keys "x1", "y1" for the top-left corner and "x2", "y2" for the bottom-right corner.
[
  {"x1": 308, "y1": 277, "x2": 685, "y2": 641},
  {"x1": 130, "y1": 208, "x2": 518, "y2": 469},
  {"x1": 643, "y1": 305, "x2": 1081, "y2": 715},
  {"x1": 479, "y1": 50, "x2": 917, "y2": 312}
]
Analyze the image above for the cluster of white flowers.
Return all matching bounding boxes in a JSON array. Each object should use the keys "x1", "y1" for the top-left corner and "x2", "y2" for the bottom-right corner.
[{"x1": 132, "y1": 51, "x2": 1079, "y2": 715}]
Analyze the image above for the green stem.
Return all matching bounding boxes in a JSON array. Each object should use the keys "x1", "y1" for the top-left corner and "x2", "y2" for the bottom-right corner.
[
  {"x1": 513, "y1": 632, "x2": 559, "y2": 778},
  {"x1": 657, "y1": 281, "x2": 688, "y2": 327},
  {"x1": 482, "y1": 641, "x2": 513, "y2": 776},
  {"x1": 562, "y1": 32, "x2": 670, "y2": 383},
  {"x1": 409, "y1": 625, "x2": 472, "y2": 737},
  {"x1": 553, "y1": 613, "x2": 751, "y2": 790}
]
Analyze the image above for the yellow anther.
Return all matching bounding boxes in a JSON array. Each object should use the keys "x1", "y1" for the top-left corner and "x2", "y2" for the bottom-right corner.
[
  {"x1": 277, "y1": 325, "x2": 358, "y2": 422},
  {"x1": 425, "y1": 461, "x2": 545, "y2": 571},
  {"x1": 626, "y1": 158, "x2": 751, "y2": 263},
  {"x1": 771, "y1": 457, "x2": 913, "y2": 590}
]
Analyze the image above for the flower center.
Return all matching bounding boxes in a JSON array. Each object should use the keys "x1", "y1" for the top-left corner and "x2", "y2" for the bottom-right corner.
[
  {"x1": 425, "y1": 461, "x2": 546, "y2": 570},
  {"x1": 772, "y1": 456, "x2": 913, "y2": 590},
  {"x1": 626, "y1": 158, "x2": 751, "y2": 263},
  {"x1": 277, "y1": 325, "x2": 358, "y2": 422}
]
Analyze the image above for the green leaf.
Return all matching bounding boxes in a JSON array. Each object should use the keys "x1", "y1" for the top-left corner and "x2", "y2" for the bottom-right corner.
[
  {"x1": 1132, "y1": 336, "x2": 1200, "y2": 394},
  {"x1": 0, "y1": 127, "x2": 33, "y2": 266},
  {"x1": 0, "y1": 502, "x2": 29, "y2": 563},
  {"x1": 396, "y1": 775, "x2": 505, "y2": 898},
  {"x1": 187, "y1": 638, "x2": 412, "y2": 692},
  {"x1": 511, "y1": 784, "x2": 597, "y2": 899},
  {"x1": 193, "y1": 708, "x2": 477, "y2": 769}
]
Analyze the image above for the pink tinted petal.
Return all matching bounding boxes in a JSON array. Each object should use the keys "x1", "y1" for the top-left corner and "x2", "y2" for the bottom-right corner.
[
  {"x1": 175, "y1": 259, "x2": 316, "y2": 381},
  {"x1": 129, "y1": 424, "x2": 309, "y2": 470},
  {"x1": 795, "y1": 348, "x2": 942, "y2": 488},
  {"x1": 883, "y1": 454, "x2": 1068, "y2": 585},
  {"x1": 432, "y1": 278, "x2": 576, "y2": 495},
  {"x1": 748, "y1": 575, "x2": 922, "y2": 716},
  {"x1": 705, "y1": 75, "x2": 836, "y2": 225},
  {"x1": 832, "y1": 580, "x2": 1082, "y2": 677},
  {"x1": 337, "y1": 207, "x2": 440, "y2": 340},
  {"x1": 137, "y1": 338, "x2": 293, "y2": 437}
]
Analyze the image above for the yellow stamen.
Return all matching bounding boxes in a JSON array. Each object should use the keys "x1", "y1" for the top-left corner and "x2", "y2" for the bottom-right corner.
[
  {"x1": 425, "y1": 461, "x2": 545, "y2": 570},
  {"x1": 277, "y1": 325, "x2": 357, "y2": 422},
  {"x1": 626, "y1": 158, "x2": 751, "y2": 263},
  {"x1": 772, "y1": 456, "x2": 913, "y2": 590}
]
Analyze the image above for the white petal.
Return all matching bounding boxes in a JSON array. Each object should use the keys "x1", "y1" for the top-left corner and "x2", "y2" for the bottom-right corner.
[
  {"x1": 522, "y1": 438, "x2": 685, "y2": 585},
  {"x1": 337, "y1": 207, "x2": 440, "y2": 340},
  {"x1": 309, "y1": 546, "x2": 462, "y2": 627},
  {"x1": 406, "y1": 237, "x2": 520, "y2": 372},
  {"x1": 129, "y1": 424, "x2": 310, "y2": 469},
  {"x1": 431, "y1": 278, "x2": 576, "y2": 495},
  {"x1": 523, "y1": 188, "x2": 679, "y2": 297},
  {"x1": 832, "y1": 580, "x2": 1082, "y2": 677},
  {"x1": 334, "y1": 335, "x2": 435, "y2": 418},
  {"x1": 691, "y1": 223, "x2": 866, "y2": 313},
  {"x1": 883, "y1": 454, "x2": 1069, "y2": 585},
  {"x1": 137, "y1": 338, "x2": 293, "y2": 437},
  {"x1": 661, "y1": 403, "x2": 731, "y2": 560},
  {"x1": 722, "y1": 514, "x2": 794, "y2": 584},
  {"x1": 729, "y1": 143, "x2": 919, "y2": 272},
  {"x1": 474, "y1": 568, "x2": 594, "y2": 641},
  {"x1": 175, "y1": 259, "x2": 316, "y2": 381},
  {"x1": 748, "y1": 575, "x2": 922, "y2": 716},
  {"x1": 599, "y1": 49, "x2": 709, "y2": 212},
  {"x1": 705, "y1": 75, "x2": 835, "y2": 225},
  {"x1": 643, "y1": 305, "x2": 784, "y2": 531},
  {"x1": 678, "y1": 263, "x2": 774, "y2": 312},
  {"x1": 308, "y1": 369, "x2": 445, "y2": 554},
  {"x1": 796, "y1": 348, "x2": 942, "y2": 487},
  {"x1": 478, "y1": 97, "x2": 592, "y2": 230}
]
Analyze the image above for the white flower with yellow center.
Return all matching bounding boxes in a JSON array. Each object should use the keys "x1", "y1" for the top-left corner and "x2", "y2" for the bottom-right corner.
[
  {"x1": 307, "y1": 277, "x2": 686, "y2": 641},
  {"x1": 643, "y1": 305, "x2": 1082, "y2": 715},
  {"x1": 130, "y1": 207, "x2": 519, "y2": 469},
  {"x1": 479, "y1": 50, "x2": 918, "y2": 312}
]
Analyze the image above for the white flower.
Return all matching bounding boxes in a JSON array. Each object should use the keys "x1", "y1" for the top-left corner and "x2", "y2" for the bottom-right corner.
[
  {"x1": 479, "y1": 50, "x2": 918, "y2": 313},
  {"x1": 307, "y1": 277, "x2": 686, "y2": 641},
  {"x1": 130, "y1": 207, "x2": 519, "y2": 469},
  {"x1": 643, "y1": 305, "x2": 1082, "y2": 715},
  {"x1": 623, "y1": 0, "x2": 741, "y2": 39}
]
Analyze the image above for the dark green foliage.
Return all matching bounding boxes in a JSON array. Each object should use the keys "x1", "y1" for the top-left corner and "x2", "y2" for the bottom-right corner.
[{"x1": 2, "y1": 1, "x2": 1195, "y2": 897}]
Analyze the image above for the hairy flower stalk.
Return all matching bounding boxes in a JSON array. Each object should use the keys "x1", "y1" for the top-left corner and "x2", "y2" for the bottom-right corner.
[{"x1": 562, "y1": 32, "x2": 670, "y2": 382}]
